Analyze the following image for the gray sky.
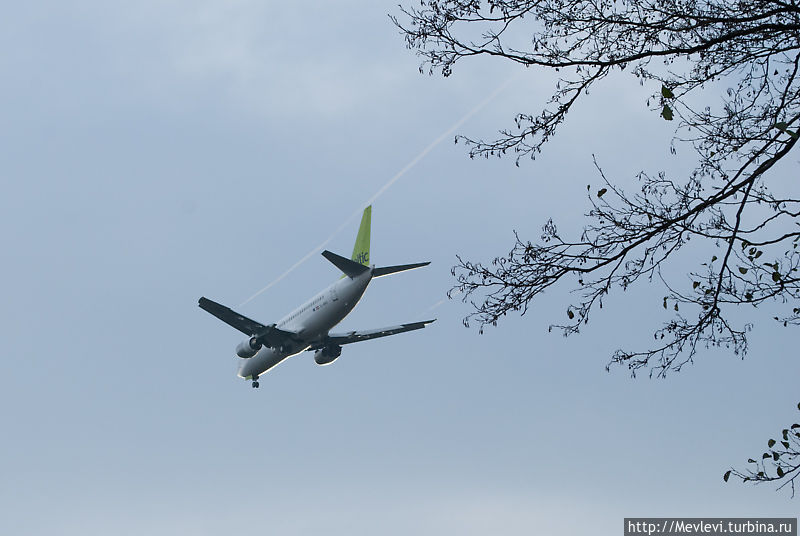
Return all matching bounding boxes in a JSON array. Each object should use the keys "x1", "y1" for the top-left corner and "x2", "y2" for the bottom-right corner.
[{"x1": 2, "y1": 2, "x2": 798, "y2": 535}]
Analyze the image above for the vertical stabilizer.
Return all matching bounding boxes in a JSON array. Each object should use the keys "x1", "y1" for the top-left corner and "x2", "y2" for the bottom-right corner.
[{"x1": 351, "y1": 206, "x2": 371, "y2": 266}]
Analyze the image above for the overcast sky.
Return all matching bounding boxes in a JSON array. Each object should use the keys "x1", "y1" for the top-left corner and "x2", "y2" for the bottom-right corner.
[{"x1": 2, "y1": 2, "x2": 799, "y2": 535}]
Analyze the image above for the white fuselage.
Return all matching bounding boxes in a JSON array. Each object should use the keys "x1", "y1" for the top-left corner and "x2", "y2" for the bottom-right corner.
[{"x1": 237, "y1": 269, "x2": 372, "y2": 379}]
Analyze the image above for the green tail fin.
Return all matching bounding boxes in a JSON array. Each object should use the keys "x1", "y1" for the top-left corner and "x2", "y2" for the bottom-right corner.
[{"x1": 351, "y1": 205, "x2": 371, "y2": 266}]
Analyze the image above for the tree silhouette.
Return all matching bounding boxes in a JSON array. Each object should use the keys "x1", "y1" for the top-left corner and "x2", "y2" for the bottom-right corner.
[
  {"x1": 394, "y1": 0, "x2": 800, "y2": 491},
  {"x1": 726, "y1": 403, "x2": 800, "y2": 497}
]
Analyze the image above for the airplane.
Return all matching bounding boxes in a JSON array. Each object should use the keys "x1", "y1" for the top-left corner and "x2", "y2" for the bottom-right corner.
[{"x1": 198, "y1": 205, "x2": 435, "y2": 388}]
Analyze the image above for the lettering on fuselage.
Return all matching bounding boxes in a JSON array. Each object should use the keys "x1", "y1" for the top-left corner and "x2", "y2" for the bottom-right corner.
[{"x1": 354, "y1": 252, "x2": 369, "y2": 265}]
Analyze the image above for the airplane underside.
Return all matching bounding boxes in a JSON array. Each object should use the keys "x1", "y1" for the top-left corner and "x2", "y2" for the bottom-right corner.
[{"x1": 198, "y1": 205, "x2": 434, "y2": 389}]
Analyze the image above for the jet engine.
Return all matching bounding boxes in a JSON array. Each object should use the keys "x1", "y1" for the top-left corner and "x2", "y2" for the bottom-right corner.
[
  {"x1": 236, "y1": 336, "x2": 261, "y2": 358},
  {"x1": 314, "y1": 345, "x2": 342, "y2": 365}
]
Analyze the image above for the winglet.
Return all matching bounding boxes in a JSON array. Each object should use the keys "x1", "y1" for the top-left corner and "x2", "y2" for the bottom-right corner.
[{"x1": 323, "y1": 250, "x2": 370, "y2": 278}]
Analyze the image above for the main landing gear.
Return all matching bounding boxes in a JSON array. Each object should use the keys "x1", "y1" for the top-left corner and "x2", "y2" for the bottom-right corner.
[{"x1": 251, "y1": 375, "x2": 260, "y2": 389}]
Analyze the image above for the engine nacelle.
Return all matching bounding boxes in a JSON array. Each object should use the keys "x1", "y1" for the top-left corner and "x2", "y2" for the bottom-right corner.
[
  {"x1": 314, "y1": 345, "x2": 342, "y2": 365},
  {"x1": 236, "y1": 336, "x2": 261, "y2": 359}
]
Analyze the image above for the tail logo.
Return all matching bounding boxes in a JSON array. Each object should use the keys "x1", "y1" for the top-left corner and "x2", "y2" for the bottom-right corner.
[{"x1": 350, "y1": 206, "x2": 372, "y2": 268}]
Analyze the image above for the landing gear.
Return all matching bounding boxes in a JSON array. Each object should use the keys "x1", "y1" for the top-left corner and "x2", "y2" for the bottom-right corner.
[{"x1": 251, "y1": 375, "x2": 260, "y2": 389}]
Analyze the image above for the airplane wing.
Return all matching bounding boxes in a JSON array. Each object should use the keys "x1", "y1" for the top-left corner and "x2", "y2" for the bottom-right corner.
[
  {"x1": 198, "y1": 297, "x2": 298, "y2": 347},
  {"x1": 308, "y1": 319, "x2": 436, "y2": 350}
]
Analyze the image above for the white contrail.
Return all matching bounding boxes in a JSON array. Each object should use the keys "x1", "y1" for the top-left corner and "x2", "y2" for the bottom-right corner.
[
  {"x1": 238, "y1": 74, "x2": 518, "y2": 308},
  {"x1": 237, "y1": 215, "x2": 359, "y2": 307},
  {"x1": 418, "y1": 297, "x2": 448, "y2": 317},
  {"x1": 416, "y1": 287, "x2": 462, "y2": 318}
]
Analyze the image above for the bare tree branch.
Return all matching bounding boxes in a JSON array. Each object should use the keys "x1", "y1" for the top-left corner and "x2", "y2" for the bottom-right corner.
[{"x1": 396, "y1": 0, "x2": 800, "y2": 492}]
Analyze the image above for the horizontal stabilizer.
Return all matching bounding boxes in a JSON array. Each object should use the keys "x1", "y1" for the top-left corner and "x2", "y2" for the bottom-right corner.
[
  {"x1": 322, "y1": 250, "x2": 370, "y2": 278},
  {"x1": 372, "y1": 261, "x2": 430, "y2": 278}
]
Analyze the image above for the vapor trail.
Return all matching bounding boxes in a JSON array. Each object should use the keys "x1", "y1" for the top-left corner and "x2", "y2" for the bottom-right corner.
[
  {"x1": 238, "y1": 74, "x2": 517, "y2": 308},
  {"x1": 416, "y1": 287, "x2": 462, "y2": 319}
]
